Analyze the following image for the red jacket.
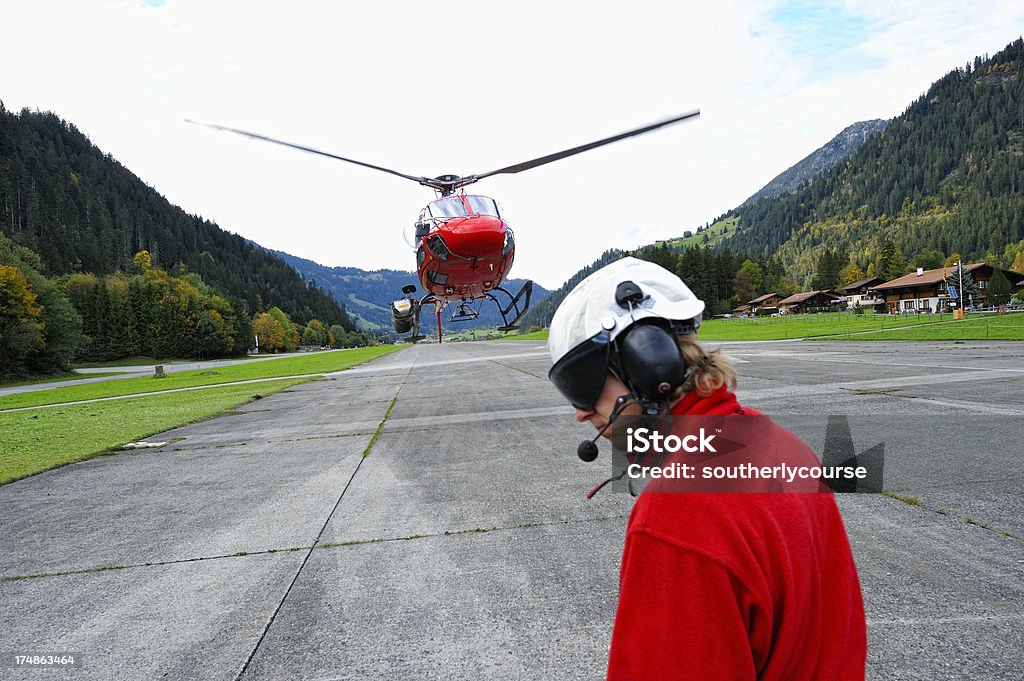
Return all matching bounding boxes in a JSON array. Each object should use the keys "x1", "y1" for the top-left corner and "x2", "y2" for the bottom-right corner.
[{"x1": 607, "y1": 386, "x2": 867, "y2": 680}]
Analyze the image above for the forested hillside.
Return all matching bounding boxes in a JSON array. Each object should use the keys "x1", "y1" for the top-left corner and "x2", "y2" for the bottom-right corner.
[
  {"x1": 524, "y1": 38, "x2": 1024, "y2": 327},
  {"x1": 0, "y1": 106, "x2": 353, "y2": 328},
  {"x1": 517, "y1": 249, "x2": 626, "y2": 330},
  {"x1": 727, "y1": 38, "x2": 1024, "y2": 282},
  {"x1": 0, "y1": 106, "x2": 366, "y2": 379},
  {"x1": 740, "y1": 119, "x2": 888, "y2": 205}
]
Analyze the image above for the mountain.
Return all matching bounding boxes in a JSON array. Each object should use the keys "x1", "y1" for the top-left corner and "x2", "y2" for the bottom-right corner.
[
  {"x1": 268, "y1": 248, "x2": 550, "y2": 333},
  {"x1": 517, "y1": 117, "x2": 890, "y2": 329},
  {"x1": 741, "y1": 119, "x2": 888, "y2": 205},
  {"x1": 725, "y1": 38, "x2": 1024, "y2": 283},
  {"x1": 0, "y1": 106, "x2": 355, "y2": 330},
  {"x1": 523, "y1": 37, "x2": 1024, "y2": 325}
]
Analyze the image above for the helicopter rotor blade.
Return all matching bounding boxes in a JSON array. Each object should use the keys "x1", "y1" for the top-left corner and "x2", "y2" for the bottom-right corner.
[
  {"x1": 185, "y1": 119, "x2": 429, "y2": 185},
  {"x1": 470, "y1": 110, "x2": 700, "y2": 182}
]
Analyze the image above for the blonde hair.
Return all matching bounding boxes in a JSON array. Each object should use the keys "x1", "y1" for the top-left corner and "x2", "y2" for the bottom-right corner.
[{"x1": 675, "y1": 333, "x2": 737, "y2": 398}]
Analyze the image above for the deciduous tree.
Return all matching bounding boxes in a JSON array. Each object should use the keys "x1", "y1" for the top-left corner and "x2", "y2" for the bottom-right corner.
[
  {"x1": 0, "y1": 264, "x2": 44, "y2": 379},
  {"x1": 253, "y1": 312, "x2": 285, "y2": 353}
]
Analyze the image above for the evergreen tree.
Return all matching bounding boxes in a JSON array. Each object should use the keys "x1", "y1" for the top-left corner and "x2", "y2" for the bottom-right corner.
[
  {"x1": 876, "y1": 239, "x2": 907, "y2": 281},
  {"x1": 812, "y1": 248, "x2": 842, "y2": 290},
  {"x1": 987, "y1": 266, "x2": 1012, "y2": 305},
  {"x1": 911, "y1": 249, "x2": 944, "y2": 271}
]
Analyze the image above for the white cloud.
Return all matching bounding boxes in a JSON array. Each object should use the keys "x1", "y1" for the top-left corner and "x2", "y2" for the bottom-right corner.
[{"x1": 1, "y1": 0, "x2": 1021, "y2": 288}]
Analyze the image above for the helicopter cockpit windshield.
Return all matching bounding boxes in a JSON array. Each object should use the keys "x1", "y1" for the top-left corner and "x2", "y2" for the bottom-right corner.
[
  {"x1": 404, "y1": 195, "x2": 503, "y2": 249},
  {"x1": 465, "y1": 196, "x2": 500, "y2": 217},
  {"x1": 428, "y1": 197, "x2": 469, "y2": 219}
]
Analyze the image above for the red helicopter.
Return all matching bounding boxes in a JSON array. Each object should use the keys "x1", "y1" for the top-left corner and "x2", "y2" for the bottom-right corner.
[{"x1": 190, "y1": 111, "x2": 699, "y2": 341}]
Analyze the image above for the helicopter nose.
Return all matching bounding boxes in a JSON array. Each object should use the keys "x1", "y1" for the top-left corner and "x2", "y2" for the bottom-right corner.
[{"x1": 445, "y1": 216, "x2": 505, "y2": 257}]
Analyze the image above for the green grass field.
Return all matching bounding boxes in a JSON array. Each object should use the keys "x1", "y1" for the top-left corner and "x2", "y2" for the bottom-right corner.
[
  {"x1": 699, "y1": 311, "x2": 917, "y2": 340},
  {"x1": 499, "y1": 311, "x2": 1024, "y2": 343},
  {"x1": 0, "y1": 378, "x2": 310, "y2": 485},
  {"x1": 855, "y1": 312, "x2": 1024, "y2": 340},
  {"x1": 663, "y1": 216, "x2": 738, "y2": 250},
  {"x1": 0, "y1": 345, "x2": 406, "y2": 485},
  {"x1": 0, "y1": 346, "x2": 405, "y2": 411},
  {"x1": 507, "y1": 329, "x2": 550, "y2": 341}
]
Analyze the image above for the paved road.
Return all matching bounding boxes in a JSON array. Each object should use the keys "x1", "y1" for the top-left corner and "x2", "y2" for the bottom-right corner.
[
  {"x1": 1, "y1": 340, "x2": 1022, "y2": 679},
  {"x1": 0, "y1": 351, "x2": 336, "y2": 399}
]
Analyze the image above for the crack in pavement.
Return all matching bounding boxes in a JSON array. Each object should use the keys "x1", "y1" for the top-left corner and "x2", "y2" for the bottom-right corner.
[
  {"x1": 234, "y1": 353, "x2": 419, "y2": 680},
  {"x1": 488, "y1": 359, "x2": 547, "y2": 380},
  {"x1": 0, "y1": 514, "x2": 631, "y2": 583}
]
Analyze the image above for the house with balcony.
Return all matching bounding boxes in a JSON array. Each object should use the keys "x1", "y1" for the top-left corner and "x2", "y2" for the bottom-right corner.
[
  {"x1": 838, "y1": 277, "x2": 885, "y2": 310},
  {"x1": 777, "y1": 290, "x2": 843, "y2": 314},
  {"x1": 870, "y1": 264, "x2": 1024, "y2": 313},
  {"x1": 747, "y1": 292, "x2": 782, "y2": 314}
]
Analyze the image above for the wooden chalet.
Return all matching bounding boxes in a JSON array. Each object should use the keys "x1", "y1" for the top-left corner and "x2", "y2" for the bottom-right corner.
[
  {"x1": 747, "y1": 292, "x2": 782, "y2": 313},
  {"x1": 777, "y1": 290, "x2": 842, "y2": 314},
  {"x1": 869, "y1": 264, "x2": 1024, "y2": 314},
  {"x1": 838, "y1": 277, "x2": 885, "y2": 310}
]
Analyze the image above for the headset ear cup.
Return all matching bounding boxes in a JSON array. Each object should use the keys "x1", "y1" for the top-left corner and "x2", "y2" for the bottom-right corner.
[{"x1": 620, "y1": 324, "x2": 687, "y2": 400}]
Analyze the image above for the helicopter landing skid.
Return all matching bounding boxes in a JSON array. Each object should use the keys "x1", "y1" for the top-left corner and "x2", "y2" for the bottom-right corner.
[{"x1": 487, "y1": 280, "x2": 533, "y2": 332}]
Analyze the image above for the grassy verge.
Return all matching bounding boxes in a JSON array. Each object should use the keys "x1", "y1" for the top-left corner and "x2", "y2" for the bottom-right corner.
[
  {"x1": 0, "y1": 378, "x2": 309, "y2": 485},
  {"x1": 698, "y1": 312, "x2": 946, "y2": 341},
  {"x1": 505, "y1": 329, "x2": 550, "y2": 341},
  {"x1": 850, "y1": 312, "x2": 1024, "y2": 340},
  {"x1": 503, "y1": 311, "x2": 1024, "y2": 343},
  {"x1": 0, "y1": 345, "x2": 405, "y2": 410}
]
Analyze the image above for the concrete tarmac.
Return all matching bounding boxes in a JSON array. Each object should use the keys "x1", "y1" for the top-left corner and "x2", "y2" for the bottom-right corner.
[{"x1": 1, "y1": 340, "x2": 1022, "y2": 679}]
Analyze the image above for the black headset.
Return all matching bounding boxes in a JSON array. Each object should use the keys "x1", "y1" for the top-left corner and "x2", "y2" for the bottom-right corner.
[{"x1": 607, "y1": 280, "x2": 691, "y2": 405}]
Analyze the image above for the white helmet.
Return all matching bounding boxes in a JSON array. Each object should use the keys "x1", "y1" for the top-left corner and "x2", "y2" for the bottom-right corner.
[{"x1": 547, "y1": 257, "x2": 704, "y2": 409}]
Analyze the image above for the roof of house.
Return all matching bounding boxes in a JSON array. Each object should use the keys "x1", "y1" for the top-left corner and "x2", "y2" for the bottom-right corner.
[
  {"x1": 839, "y1": 276, "x2": 884, "y2": 292},
  {"x1": 746, "y1": 292, "x2": 779, "y2": 304},
  {"x1": 777, "y1": 290, "x2": 839, "y2": 306},
  {"x1": 871, "y1": 264, "x2": 984, "y2": 291}
]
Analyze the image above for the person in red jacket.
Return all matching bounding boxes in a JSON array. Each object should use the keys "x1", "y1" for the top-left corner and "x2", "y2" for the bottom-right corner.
[{"x1": 547, "y1": 257, "x2": 867, "y2": 680}]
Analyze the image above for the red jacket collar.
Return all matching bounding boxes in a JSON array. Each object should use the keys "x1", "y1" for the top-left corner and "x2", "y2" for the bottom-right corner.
[{"x1": 670, "y1": 384, "x2": 753, "y2": 416}]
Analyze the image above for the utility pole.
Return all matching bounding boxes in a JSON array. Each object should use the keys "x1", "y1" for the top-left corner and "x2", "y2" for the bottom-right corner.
[{"x1": 958, "y1": 260, "x2": 964, "y2": 313}]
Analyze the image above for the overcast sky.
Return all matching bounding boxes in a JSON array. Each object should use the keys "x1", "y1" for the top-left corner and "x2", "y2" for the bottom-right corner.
[{"x1": 2, "y1": 1, "x2": 1022, "y2": 288}]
